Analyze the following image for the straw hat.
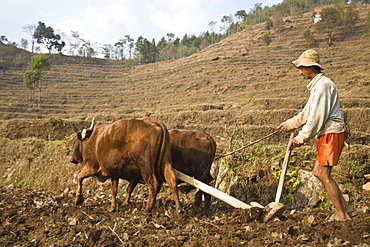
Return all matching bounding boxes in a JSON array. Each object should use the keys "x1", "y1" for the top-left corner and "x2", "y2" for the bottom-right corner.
[{"x1": 292, "y1": 49, "x2": 324, "y2": 70}]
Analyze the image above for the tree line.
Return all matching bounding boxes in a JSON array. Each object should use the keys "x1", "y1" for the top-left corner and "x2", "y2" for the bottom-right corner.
[
  {"x1": 1, "y1": 0, "x2": 370, "y2": 65},
  {"x1": 262, "y1": 1, "x2": 366, "y2": 46}
]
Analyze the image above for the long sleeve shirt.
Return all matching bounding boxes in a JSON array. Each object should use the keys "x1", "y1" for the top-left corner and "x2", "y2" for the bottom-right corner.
[{"x1": 281, "y1": 73, "x2": 345, "y2": 143}]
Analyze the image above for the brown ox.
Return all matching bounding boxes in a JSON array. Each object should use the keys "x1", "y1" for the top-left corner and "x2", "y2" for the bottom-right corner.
[
  {"x1": 169, "y1": 129, "x2": 216, "y2": 212},
  {"x1": 71, "y1": 118, "x2": 180, "y2": 213}
]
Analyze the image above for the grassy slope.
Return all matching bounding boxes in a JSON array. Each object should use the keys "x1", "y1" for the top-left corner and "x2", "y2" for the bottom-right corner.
[
  {"x1": 0, "y1": 6, "x2": 369, "y2": 141},
  {"x1": 0, "y1": 4, "x2": 369, "y2": 199}
]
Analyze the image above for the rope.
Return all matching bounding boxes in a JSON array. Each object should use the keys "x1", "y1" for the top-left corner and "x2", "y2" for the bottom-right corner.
[{"x1": 215, "y1": 129, "x2": 281, "y2": 160}]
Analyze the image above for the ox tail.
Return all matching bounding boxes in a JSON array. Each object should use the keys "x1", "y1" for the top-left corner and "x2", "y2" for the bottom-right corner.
[
  {"x1": 153, "y1": 120, "x2": 172, "y2": 183},
  {"x1": 199, "y1": 134, "x2": 217, "y2": 182},
  {"x1": 152, "y1": 119, "x2": 180, "y2": 211}
]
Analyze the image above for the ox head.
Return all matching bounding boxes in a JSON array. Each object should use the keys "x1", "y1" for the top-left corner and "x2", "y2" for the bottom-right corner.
[{"x1": 71, "y1": 118, "x2": 95, "y2": 164}]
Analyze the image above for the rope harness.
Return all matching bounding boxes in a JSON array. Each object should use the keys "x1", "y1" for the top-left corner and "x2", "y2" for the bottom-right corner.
[{"x1": 215, "y1": 129, "x2": 281, "y2": 160}]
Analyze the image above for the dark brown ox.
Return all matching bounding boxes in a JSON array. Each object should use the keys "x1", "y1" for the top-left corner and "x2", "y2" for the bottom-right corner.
[
  {"x1": 71, "y1": 118, "x2": 180, "y2": 213},
  {"x1": 169, "y1": 129, "x2": 216, "y2": 212}
]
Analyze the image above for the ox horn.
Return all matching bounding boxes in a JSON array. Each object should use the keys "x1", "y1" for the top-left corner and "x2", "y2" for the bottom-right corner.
[
  {"x1": 89, "y1": 118, "x2": 96, "y2": 129},
  {"x1": 72, "y1": 122, "x2": 80, "y2": 133}
]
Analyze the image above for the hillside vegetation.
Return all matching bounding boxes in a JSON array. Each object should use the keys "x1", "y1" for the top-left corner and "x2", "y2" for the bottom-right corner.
[
  {"x1": 1, "y1": 4, "x2": 370, "y2": 247},
  {"x1": 0, "y1": 4, "x2": 369, "y2": 202}
]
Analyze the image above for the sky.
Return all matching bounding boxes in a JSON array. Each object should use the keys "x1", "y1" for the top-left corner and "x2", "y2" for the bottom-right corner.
[{"x1": 1, "y1": 0, "x2": 282, "y2": 48}]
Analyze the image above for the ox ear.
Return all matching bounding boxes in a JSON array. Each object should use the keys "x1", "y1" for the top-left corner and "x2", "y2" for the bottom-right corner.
[
  {"x1": 72, "y1": 122, "x2": 80, "y2": 133},
  {"x1": 76, "y1": 131, "x2": 83, "y2": 141}
]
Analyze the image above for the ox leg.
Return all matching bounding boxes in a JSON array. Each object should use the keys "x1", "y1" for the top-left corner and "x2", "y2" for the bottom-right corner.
[
  {"x1": 194, "y1": 176, "x2": 212, "y2": 212},
  {"x1": 194, "y1": 190, "x2": 203, "y2": 207},
  {"x1": 76, "y1": 165, "x2": 97, "y2": 205},
  {"x1": 203, "y1": 192, "x2": 211, "y2": 213},
  {"x1": 194, "y1": 190, "x2": 211, "y2": 211},
  {"x1": 163, "y1": 164, "x2": 181, "y2": 211},
  {"x1": 203, "y1": 175, "x2": 213, "y2": 212},
  {"x1": 122, "y1": 179, "x2": 139, "y2": 206},
  {"x1": 144, "y1": 174, "x2": 160, "y2": 213},
  {"x1": 109, "y1": 178, "x2": 119, "y2": 212}
]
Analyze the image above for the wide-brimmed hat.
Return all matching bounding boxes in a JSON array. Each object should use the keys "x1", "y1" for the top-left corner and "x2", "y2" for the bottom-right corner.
[{"x1": 292, "y1": 49, "x2": 324, "y2": 70}]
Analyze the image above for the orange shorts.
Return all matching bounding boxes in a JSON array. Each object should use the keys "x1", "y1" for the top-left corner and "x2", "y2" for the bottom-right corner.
[{"x1": 316, "y1": 132, "x2": 345, "y2": 166}]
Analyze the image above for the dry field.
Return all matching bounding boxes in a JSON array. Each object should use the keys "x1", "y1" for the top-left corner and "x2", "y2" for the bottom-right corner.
[{"x1": 0, "y1": 4, "x2": 369, "y2": 246}]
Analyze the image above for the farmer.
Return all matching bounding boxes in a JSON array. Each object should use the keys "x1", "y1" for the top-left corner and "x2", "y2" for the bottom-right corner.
[{"x1": 278, "y1": 49, "x2": 355, "y2": 221}]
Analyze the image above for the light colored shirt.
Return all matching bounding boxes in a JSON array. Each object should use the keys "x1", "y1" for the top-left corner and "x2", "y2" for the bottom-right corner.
[{"x1": 282, "y1": 73, "x2": 345, "y2": 143}]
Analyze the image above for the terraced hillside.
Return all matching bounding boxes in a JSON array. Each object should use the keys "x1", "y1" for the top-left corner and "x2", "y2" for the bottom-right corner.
[
  {"x1": 1, "y1": 4, "x2": 369, "y2": 195},
  {"x1": 1, "y1": 7, "x2": 369, "y2": 146},
  {"x1": 0, "y1": 4, "x2": 369, "y2": 193},
  {"x1": 0, "y1": 5, "x2": 370, "y2": 246}
]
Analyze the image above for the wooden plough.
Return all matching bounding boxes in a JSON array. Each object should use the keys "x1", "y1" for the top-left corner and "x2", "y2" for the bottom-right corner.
[
  {"x1": 173, "y1": 131, "x2": 295, "y2": 223},
  {"x1": 173, "y1": 169, "x2": 264, "y2": 210}
]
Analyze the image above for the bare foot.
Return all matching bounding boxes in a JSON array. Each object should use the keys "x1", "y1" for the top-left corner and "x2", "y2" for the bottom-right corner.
[
  {"x1": 335, "y1": 212, "x2": 351, "y2": 221},
  {"x1": 343, "y1": 203, "x2": 358, "y2": 218},
  {"x1": 335, "y1": 213, "x2": 351, "y2": 221},
  {"x1": 343, "y1": 200, "x2": 355, "y2": 214},
  {"x1": 327, "y1": 212, "x2": 351, "y2": 222}
]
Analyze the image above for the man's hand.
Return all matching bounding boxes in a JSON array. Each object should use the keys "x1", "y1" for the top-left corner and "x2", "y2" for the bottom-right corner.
[{"x1": 290, "y1": 138, "x2": 303, "y2": 149}]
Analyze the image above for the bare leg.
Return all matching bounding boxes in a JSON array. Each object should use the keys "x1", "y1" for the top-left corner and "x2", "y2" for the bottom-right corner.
[{"x1": 313, "y1": 161, "x2": 351, "y2": 221}]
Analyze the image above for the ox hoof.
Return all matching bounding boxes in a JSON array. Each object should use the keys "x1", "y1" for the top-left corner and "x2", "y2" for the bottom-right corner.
[
  {"x1": 193, "y1": 199, "x2": 202, "y2": 207},
  {"x1": 177, "y1": 209, "x2": 185, "y2": 215},
  {"x1": 144, "y1": 209, "x2": 152, "y2": 214},
  {"x1": 202, "y1": 209, "x2": 210, "y2": 215},
  {"x1": 109, "y1": 206, "x2": 117, "y2": 212},
  {"x1": 76, "y1": 195, "x2": 84, "y2": 205}
]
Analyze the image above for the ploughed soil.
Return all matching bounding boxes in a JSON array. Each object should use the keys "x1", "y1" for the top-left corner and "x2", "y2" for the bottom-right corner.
[
  {"x1": 0, "y1": 118, "x2": 369, "y2": 247},
  {"x1": 1, "y1": 4, "x2": 370, "y2": 247},
  {"x1": 1, "y1": 185, "x2": 369, "y2": 247}
]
